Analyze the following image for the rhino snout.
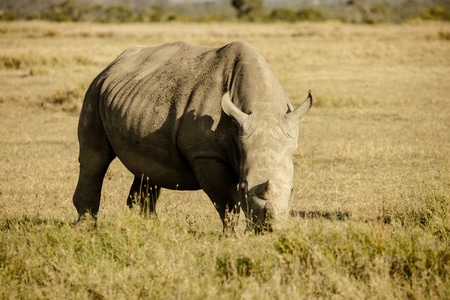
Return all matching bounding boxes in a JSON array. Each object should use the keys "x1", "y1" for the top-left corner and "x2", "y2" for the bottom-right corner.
[
  {"x1": 240, "y1": 179, "x2": 289, "y2": 232},
  {"x1": 251, "y1": 201, "x2": 274, "y2": 233}
]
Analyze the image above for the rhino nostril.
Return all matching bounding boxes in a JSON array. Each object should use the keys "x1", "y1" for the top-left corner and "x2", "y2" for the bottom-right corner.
[{"x1": 265, "y1": 201, "x2": 274, "y2": 220}]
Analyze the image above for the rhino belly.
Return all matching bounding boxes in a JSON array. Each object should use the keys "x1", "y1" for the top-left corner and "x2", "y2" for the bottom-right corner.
[{"x1": 105, "y1": 125, "x2": 201, "y2": 191}]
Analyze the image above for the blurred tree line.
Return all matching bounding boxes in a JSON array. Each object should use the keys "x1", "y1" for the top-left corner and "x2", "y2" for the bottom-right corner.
[{"x1": 0, "y1": 0, "x2": 449, "y2": 23}]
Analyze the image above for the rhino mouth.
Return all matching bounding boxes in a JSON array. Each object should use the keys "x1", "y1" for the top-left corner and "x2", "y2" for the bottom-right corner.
[
  {"x1": 243, "y1": 198, "x2": 275, "y2": 234},
  {"x1": 256, "y1": 202, "x2": 274, "y2": 234},
  {"x1": 239, "y1": 180, "x2": 277, "y2": 233}
]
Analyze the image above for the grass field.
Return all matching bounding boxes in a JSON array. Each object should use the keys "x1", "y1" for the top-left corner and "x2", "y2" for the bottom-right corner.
[{"x1": 1, "y1": 20, "x2": 449, "y2": 299}]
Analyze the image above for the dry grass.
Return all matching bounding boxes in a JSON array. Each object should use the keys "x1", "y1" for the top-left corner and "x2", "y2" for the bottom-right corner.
[{"x1": 0, "y1": 21, "x2": 449, "y2": 298}]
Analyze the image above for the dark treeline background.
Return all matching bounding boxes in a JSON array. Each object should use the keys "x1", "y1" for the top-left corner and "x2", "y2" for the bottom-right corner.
[{"x1": 1, "y1": 0, "x2": 449, "y2": 23}]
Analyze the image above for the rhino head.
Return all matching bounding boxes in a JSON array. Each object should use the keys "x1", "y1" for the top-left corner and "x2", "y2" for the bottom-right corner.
[{"x1": 222, "y1": 91, "x2": 312, "y2": 232}]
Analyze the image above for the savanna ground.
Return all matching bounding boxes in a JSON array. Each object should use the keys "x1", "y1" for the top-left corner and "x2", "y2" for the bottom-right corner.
[{"x1": 0, "y1": 20, "x2": 449, "y2": 299}]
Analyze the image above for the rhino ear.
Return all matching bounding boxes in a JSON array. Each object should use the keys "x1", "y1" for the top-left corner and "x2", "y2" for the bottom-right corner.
[
  {"x1": 285, "y1": 90, "x2": 313, "y2": 124},
  {"x1": 221, "y1": 92, "x2": 251, "y2": 127}
]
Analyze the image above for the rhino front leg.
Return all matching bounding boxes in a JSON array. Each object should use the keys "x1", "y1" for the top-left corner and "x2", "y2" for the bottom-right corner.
[
  {"x1": 191, "y1": 158, "x2": 240, "y2": 232},
  {"x1": 127, "y1": 175, "x2": 160, "y2": 218}
]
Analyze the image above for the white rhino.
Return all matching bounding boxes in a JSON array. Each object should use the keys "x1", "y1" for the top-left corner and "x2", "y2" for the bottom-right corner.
[{"x1": 73, "y1": 41, "x2": 312, "y2": 232}]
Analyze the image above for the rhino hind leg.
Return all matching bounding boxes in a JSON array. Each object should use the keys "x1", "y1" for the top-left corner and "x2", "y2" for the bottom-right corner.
[
  {"x1": 73, "y1": 137, "x2": 115, "y2": 221},
  {"x1": 191, "y1": 158, "x2": 240, "y2": 232},
  {"x1": 73, "y1": 92, "x2": 116, "y2": 221},
  {"x1": 127, "y1": 175, "x2": 160, "y2": 218}
]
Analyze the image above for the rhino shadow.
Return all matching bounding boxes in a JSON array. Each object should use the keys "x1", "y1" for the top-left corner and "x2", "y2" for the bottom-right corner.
[{"x1": 289, "y1": 210, "x2": 352, "y2": 221}]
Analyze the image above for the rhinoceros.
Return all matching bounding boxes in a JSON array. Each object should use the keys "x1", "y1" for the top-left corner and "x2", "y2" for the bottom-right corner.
[{"x1": 73, "y1": 41, "x2": 312, "y2": 232}]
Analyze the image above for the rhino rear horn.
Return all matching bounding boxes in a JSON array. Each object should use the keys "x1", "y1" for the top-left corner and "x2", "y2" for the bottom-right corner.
[
  {"x1": 285, "y1": 90, "x2": 313, "y2": 124},
  {"x1": 221, "y1": 92, "x2": 251, "y2": 127}
]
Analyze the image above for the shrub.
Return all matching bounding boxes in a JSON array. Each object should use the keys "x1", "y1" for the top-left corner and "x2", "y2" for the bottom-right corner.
[
  {"x1": 231, "y1": 0, "x2": 264, "y2": 21},
  {"x1": 266, "y1": 7, "x2": 298, "y2": 22},
  {"x1": 417, "y1": 6, "x2": 450, "y2": 21},
  {"x1": 40, "y1": 0, "x2": 84, "y2": 22},
  {"x1": 265, "y1": 7, "x2": 326, "y2": 23},
  {"x1": 0, "y1": 10, "x2": 16, "y2": 21},
  {"x1": 136, "y1": 5, "x2": 165, "y2": 22},
  {"x1": 297, "y1": 8, "x2": 326, "y2": 22},
  {"x1": 102, "y1": 5, "x2": 135, "y2": 23}
]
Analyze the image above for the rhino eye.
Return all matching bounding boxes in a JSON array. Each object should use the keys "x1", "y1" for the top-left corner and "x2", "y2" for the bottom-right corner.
[{"x1": 238, "y1": 181, "x2": 248, "y2": 194}]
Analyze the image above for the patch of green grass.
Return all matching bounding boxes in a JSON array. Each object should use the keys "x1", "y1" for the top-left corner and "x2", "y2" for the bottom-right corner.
[{"x1": 380, "y1": 195, "x2": 450, "y2": 240}]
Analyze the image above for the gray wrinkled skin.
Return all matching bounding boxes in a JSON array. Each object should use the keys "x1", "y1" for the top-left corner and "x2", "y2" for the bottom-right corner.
[{"x1": 73, "y1": 41, "x2": 312, "y2": 232}]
